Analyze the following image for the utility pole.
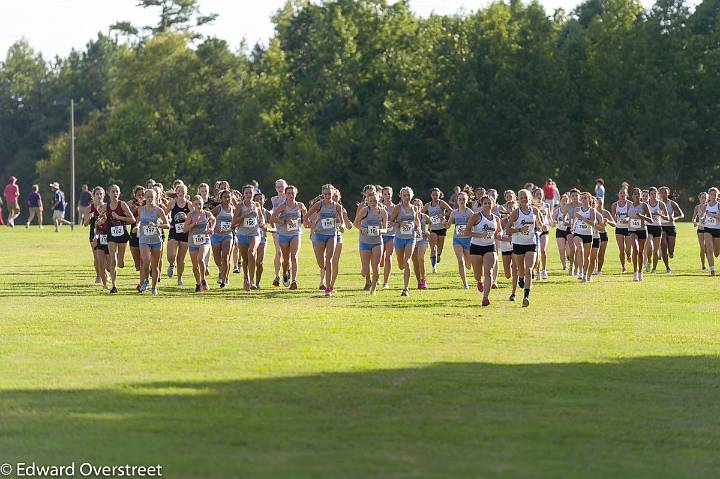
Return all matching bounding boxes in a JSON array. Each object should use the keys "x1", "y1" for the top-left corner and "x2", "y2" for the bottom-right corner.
[{"x1": 70, "y1": 99, "x2": 76, "y2": 225}]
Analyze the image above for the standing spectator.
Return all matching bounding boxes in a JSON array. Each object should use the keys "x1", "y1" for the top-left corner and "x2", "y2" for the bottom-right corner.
[
  {"x1": 78, "y1": 184, "x2": 92, "y2": 225},
  {"x1": 595, "y1": 178, "x2": 606, "y2": 206},
  {"x1": 4, "y1": 176, "x2": 20, "y2": 227},
  {"x1": 26, "y1": 184, "x2": 43, "y2": 228},
  {"x1": 50, "y1": 182, "x2": 73, "y2": 232},
  {"x1": 251, "y1": 179, "x2": 262, "y2": 195},
  {"x1": 543, "y1": 179, "x2": 559, "y2": 209}
]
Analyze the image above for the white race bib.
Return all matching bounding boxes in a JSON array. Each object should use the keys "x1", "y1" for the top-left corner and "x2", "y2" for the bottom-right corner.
[
  {"x1": 400, "y1": 223, "x2": 414, "y2": 235},
  {"x1": 142, "y1": 225, "x2": 157, "y2": 236},
  {"x1": 286, "y1": 220, "x2": 299, "y2": 231},
  {"x1": 483, "y1": 229, "x2": 495, "y2": 239},
  {"x1": 368, "y1": 225, "x2": 379, "y2": 236},
  {"x1": 219, "y1": 221, "x2": 231, "y2": 232},
  {"x1": 630, "y1": 218, "x2": 642, "y2": 229},
  {"x1": 456, "y1": 225, "x2": 466, "y2": 235},
  {"x1": 321, "y1": 218, "x2": 335, "y2": 230},
  {"x1": 98, "y1": 234, "x2": 108, "y2": 245},
  {"x1": 192, "y1": 234, "x2": 208, "y2": 245},
  {"x1": 244, "y1": 217, "x2": 257, "y2": 228},
  {"x1": 111, "y1": 225, "x2": 124, "y2": 237},
  {"x1": 386, "y1": 225, "x2": 395, "y2": 235},
  {"x1": 430, "y1": 215, "x2": 443, "y2": 225},
  {"x1": 174, "y1": 223, "x2": 184, "y2": 234},
  {"x1": 708, "y1": 217, "x2": 717, "y2": 227}
]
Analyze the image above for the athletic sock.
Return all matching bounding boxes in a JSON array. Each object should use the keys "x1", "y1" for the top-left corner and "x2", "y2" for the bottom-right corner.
[
  {"x1": 524, "y1": 288, "x2": 530, "y2": 299},
  {"x1": 430, "y1": 255, "x2": 437, "y2": 267}
]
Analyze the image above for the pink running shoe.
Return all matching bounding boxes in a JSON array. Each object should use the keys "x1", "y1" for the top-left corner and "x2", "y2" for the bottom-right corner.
[
  {"x1": 477, "y1": 281, "x2": 484, "y2": 293},
  {"x1": 482, "y1": 297, "x2": 490, "y2": 307}
]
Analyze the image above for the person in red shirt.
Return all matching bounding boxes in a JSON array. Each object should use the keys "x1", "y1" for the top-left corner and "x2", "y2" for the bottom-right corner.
[
  {"x1": 543, "y1": 179, "x2": 559, "y2": 210},
  {"x1": 4, "y1": 176, "x2": 20, "y2": 227}
]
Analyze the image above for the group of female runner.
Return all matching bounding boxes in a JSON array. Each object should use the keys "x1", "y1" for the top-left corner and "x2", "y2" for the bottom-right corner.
[{"x1": 82, "y1": 178, "x2": 704, "y2": 305}]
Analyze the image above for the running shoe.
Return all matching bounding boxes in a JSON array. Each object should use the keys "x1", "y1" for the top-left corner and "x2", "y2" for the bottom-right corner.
[
  {"x1": 622, "y1": 267, "x2": 627, "y2": 273},
  {"x1": 522, "y1": 297, "x2": 530, "y2": 307},
  {"x1": 364, "y1": 280, "x2": 372, "y2": 291},
  {"x1": 518, "y1": 277, "x2": 525, "y2": 288},
  {"x1": 437, "y1": 254, "x2": 441, "y2": 263},
  {"x1": 542, "y1": 270, "x2": 548, "y2": 279},
  {"x1": 217, "y1": 274, "x2": 222, "y2": 285},
  {"x1": 151, "y1": 288, "x2": 158, "y2": 296},
  {"x1": 201, "y1": 279, "x2": 209, "y2": 291},
  {"x1": 273, "y1": 276, "x2": 280, "y2": 287},
  {"x1": 110, "y1": 286, "x2": 118, "y2": 294},
  {"x1": 220, "y1": 282, "x2": 226, "y2": 289},
  {"x1": 289, "y1": 281, "x2": 298, "y2": 290},
  {"x1": 401, "y1": 288, "x2": 409, "y2": 297},
  {"x1": 463, "y1": 283, "x2": 469, "y2": 290},
  {"x1": 139, "y1": 280, "x2": 148, "y2": 293},
  {"x1": 491, "y1": 283, "x2": 498, "y2": 289},
  {"x1": 319, "y1": 283, "x2": 326, "y2": 290},
  {"x1": 324, "y1": 288, "x2": 332, "y2": 297},
  {"x1": 482, "y1": 297, "x2": 490, "y2": 307},
  {"x1": 233, "y1": 266, "x2": 241, "y2": 274},
  {"x1": 432, "y1": 266, "x2": 437, "y2": 274},
  {"x1": 250, "y1": 283, "x2": 258, "y2": 290},
  {"x1": 177, "y1": 278, "x2": 184, "y2": 286},
  {"x1": 509, "y1": 293, "x2": 516, "y2": 302},
  {"x1": 383, "y1": 283, "x2": 389, "y2": 289},
  {"x1": 477, "y1": 281, "x2": 484, "y2": 293},
  {"x1": 167, "y1": 265, "x2": 174, "y2": 278},
  {"x1": 419, "y1": 279, "x2": 427, "y2": 290},
  {"x1": 639, "y1": 272, "x2": 644, "y2": 281},
  {"x1": 633, "y1": 272, "x2": 639, "y2": 281},
  {"x1": 283, "y1": 272, "x2": 290, "y2": 287},
  {"x1": 195, "y1": 284, "x2": 201, "y2": 292}
]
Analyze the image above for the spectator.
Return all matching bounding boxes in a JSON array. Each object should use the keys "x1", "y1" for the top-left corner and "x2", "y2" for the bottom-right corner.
[
  {"x1": 251, "y1": 179, "x2": 262, "y2": 195},
  {"x1": 543, "y1": 179, "x2": 559, "y2": 209},
  {"x1": 448, "y1": 185, "x2": 461, "y2": 207},
  {"x1": 4, "y1": 176, "x2": 20, "y2": 227},
  {"x1": 0, "y1": 196, "x2": 4, "y2": 226},
  {"x1": 26, "y1": 184, "x2": 43, "y2": 228},
  {"x1": 595, "y1": 178, "x2": 606, "y2": 206},
  {"x1": 50, "y1": 182, "x2": 73, "y2": 232},
  {"x1": 78, "y1": 184, "x2": 92, "y2": 225}
]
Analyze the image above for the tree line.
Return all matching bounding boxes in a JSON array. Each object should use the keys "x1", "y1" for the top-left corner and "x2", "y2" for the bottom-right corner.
[{"x1": 1, "y1": 0, "x2": 718, "y2": 215}]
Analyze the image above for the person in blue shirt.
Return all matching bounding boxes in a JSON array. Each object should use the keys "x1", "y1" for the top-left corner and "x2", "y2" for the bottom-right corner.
[
  {"x1": 50, "y1": 182, "x2": 73, "y2": 232},
  {"x1": 595, "y1": 178, "x2": 606, "y2": 207}
]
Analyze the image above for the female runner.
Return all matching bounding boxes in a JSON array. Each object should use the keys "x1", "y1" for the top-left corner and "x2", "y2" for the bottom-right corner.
[
  {"x1": 127, "y1": 186, "x2": 145, "y2": 273},
  {"x1": 84, "y1": 186, "x2": 108, "y2": 288},
  {"x1": 563, "y1": 188, "x2": 581, "y2": 276},
  {"x1": 270, "y1": 179, "x2": 289, "y2": 287},
  {"x1": 270, "y1": 185, "x2": 307, "y2": 290},
  {"x1": 594, "y1": 196, "x2": 615, "y2": 275},
  {"x1": 137, "y1": 188, "x2": 169, "y2": 295},
  {"x1": 611, "y1": 187, "x2": 631, "y2": 273},
  {"x1": 571, "y1": 192, "x2": 598, "y2": 282},
  {"x1": 331, "y1": 189, "x2": 353, "y2": 291},
  {"x1": 106, "y1": 185, "x2": 136, "y2": 293},
  {"x1": 183, "y1": 195, "x2": 215, "y2": 292},
  {"x1": 254, "y1": 191, "x2": 272, "y2": 288},
  {"x1": 627, "y1": 187, "x2": 653, "y2": 281},
  {"x1": 166, "y1": 183, "x2": 190, "y2": 286},
  {"x1": 391, "y1": 187, "x2": 421, "y2": 297},
  {"x1": 354, "y1": 191, "x2": 388, "y2": 295},
  {"x1": 232, "y1": 185, "x2": 264, "y2": 291},
  {"x1": 702, "y1": 187, "x2": 720, "y2": 276},
  {"x1": 659, "y1": 186, "x2": 684, "y2": 273},
  {"x1": 445, "y1": 192, "x2": 474, "y2": 289},
  {"x1": 411, "y1": 197, "x2": 430, "y2": 290},
  {"x1": 423, "y1": 189, "x2": 452, "y2": 273},
  {"x1": 507, "y1": 189, "x2": 542, "y2": 306},
  {"x1": 553, "y1": 194, "x2": 569, "y2": 271},
  {"x1": 532, "y1": 188, "x2": 550, "y2": 280},
  {"x1": 306, "y1": 185, "x2": 344, "y2": 296},
  {"x1": 211, "y1": 189, "x2": 235, "y2": 288},
  {"x1": 381, "y1": 186, "x2": 395, "y2": 289},
  {"x1": 467, "y1": 195, "x2": 502, "y2": 306},
  {"x1": 646, "y1": 187, "x2": 670, "y2": 273},
  {"x1": 692, "y1": 191, "x2": 708, "y2": 271}
]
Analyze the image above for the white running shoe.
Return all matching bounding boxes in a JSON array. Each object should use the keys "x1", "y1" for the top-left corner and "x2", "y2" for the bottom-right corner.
[
  {"x1": 633, "y1": 272, "x2": 639, "y2": 282},
  {"x1": 383, "y1": 283, "x2": 389, "y2": 289},
  {"x1": 177, "y1": 278, "x2": 183, "y2": 286},
  {"x1": 542, "y1": 270, "x2": 548, "y2": 279},
  {"x1": 151, "y1": 288, "x2": 158, "y2": 296},
  {"x1": 167, "y1": 265, "x2": 174, "y2": 278},
  {"x1": 463, "y1": 283, "x2": 469, "y2": 290}
]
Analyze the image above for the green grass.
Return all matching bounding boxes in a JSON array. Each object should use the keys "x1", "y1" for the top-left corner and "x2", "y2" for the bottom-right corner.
[{"x1": 1, "y1": 224, "x2": 718, "y2": 478}]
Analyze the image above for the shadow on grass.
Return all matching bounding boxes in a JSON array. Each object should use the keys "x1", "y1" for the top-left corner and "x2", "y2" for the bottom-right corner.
[{"x1": 1, "y1": 357, "x2": 719, "y2": 478}]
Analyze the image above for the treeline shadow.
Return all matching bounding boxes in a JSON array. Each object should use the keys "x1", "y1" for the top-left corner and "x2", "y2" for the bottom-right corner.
[{"x1": 1, "y1": 356, "x2": 719, "y2": 478}]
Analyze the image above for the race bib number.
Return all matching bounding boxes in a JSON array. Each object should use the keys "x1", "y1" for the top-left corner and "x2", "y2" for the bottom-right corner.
[
  {"x1": 174, "y1": 223, "x2": 184, "y2": 234},
  {"x1": 219, "y1": 221, "x2": 231, "y2": 232},
  {"x1": 111, "y1": 225, "x2": 124, "y2": 237},
  {"x1": 321, "y1": 218, "x2": 335, "y2": 230},
  {"x1": 654, "y1": 215, "x2": 662, "y2": 224},
  {"x1": 483, "y1": 229, "x2": 495, "y2": 239},
  {"x1": 708, "y1": 217, "x2": 717, "y2": 227},
  {"x1": 286, "y1": 219, "x2": 299, "y2": 231},
  {"x1": 244, "y1": 217, "x2": 257, "y2": 228},
  {"x1": 630, "y1": 218, "x2": 642, "y2": 229},
  {"x1": 386, "y1": 225, "x2": 394, "y2": 235},
  {"x1": 193, "y1": 234, "x2": 208, "y2": 245},
  {"x1": 142, "y1": 225, "x2": 157, "y2": 236},
  {"x1": 520, "y1": 224, "x2": 533, "y2": 236},
  {"x1": 98, "y1": 234, "x2": 108, "y2": 245},
  {"x1": 400, "y1": 223, "x2": 414, "y2": 235},
  {"x1": 430, "y1": 215, "x2": 443, "y2": 225},
  {"x1": 456, "y1": 225, "x2": 466, "y2": 235},
  {"x1": 368, "y1": 225, "x2": 379, "y2": 236}
]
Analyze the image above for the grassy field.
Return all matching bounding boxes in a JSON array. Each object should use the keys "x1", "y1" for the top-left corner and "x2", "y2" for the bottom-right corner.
[{"x1": 1, "y1": 223, "x2": 719, "y2": 478}]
